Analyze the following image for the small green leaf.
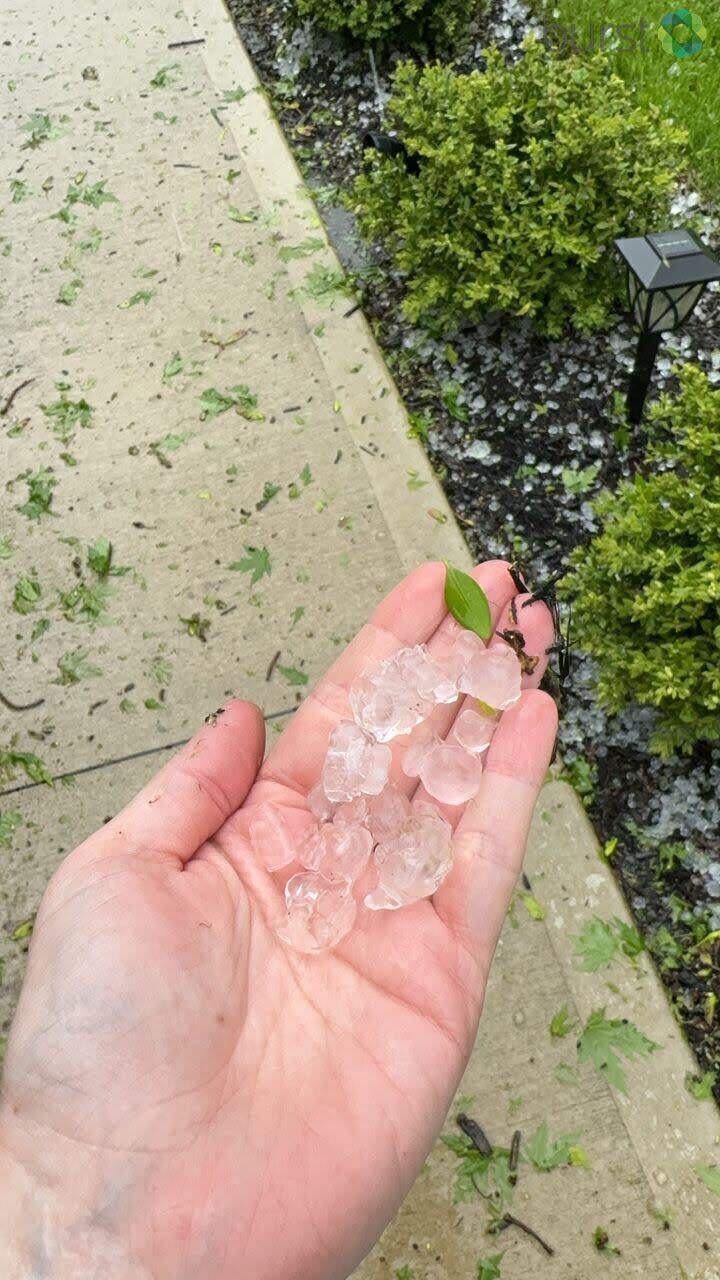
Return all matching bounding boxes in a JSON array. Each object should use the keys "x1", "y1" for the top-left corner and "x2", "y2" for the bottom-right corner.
[
  {"x1": 57, "y1": 278, "x2": 83, "y2": 306},
  {"x1": 520, "y1": 891, "x2": 545, "y2": 921},
  {"x1": 13, "y1": 578, "x2": 42, "y2": 615},
  {"x1": 577, "y1": 1009, "x2": 659, "y2": 1094},
  {"x1": 87, "y1": 536, "x2": 113, "y2": 577},
  {"x1": 0, "y1": 810, "x2": 23, "y2": 849},
  {"x1": 555, "y1": 1062, "x2": 579, "y2": 1086},
  {"x1": 150, "y1": 64, "x2": 181, "y2": 89},
  {"x1": 277, "y1": 665, "x2": 309, "y2": 687},
  {"x1": 572, "y1": 918, "x2": 618, "y2": 972},
  {"x1": 592, "y1": 1226, "x2": 620, "y2": 1257},
  {"x1": 53, "y1": 649, "x2": 101, "y2": 686},
  {"x1": 550, "y1": 1005, "x2": 575, "y2": 1038},
  {"x1": 696, "y1": 1165, "x2": 720, "y2": 1196},
  {"x1": 12, "y1": 916, "x2": 35, "y2": 942},
  {"x1": 162, "y1": 352, "x2": 185, "y2": 384},
  {"x1": 524, "y1": 1121, "x2": 584, "y2": 1171},
  {"x1": 685, "y1": 1070, "x2": 716, "y2": 1101},
  {"x1": 477, "y1": 1256, "x2": 504, "y2": 1280},
  {"x1": 119, "y1": 289, "x2": 153, "y2": 309},
  {"x1": 444, "y1": 563, "x2": 492, "y2": 640},
  {"x1": 0, "y1": 536, "x2": 14, "y2": 559},
  {"x1": 223, "y1": 86, "x2": 246, "y2": 102},
  {"x1": 279, "y1": 237, "x2": 325, "y2": 262},
  {"x1": 228, "y1": 546, "x2": 271, "y2": 585}
]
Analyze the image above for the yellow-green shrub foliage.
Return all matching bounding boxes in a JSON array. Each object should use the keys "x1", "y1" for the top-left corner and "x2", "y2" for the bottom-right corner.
[
  {"x1": 563, "y1": 366, "x2": 720, "y2": 755},
  {"x1": 353, "y1": 41, "x2": 685, "y2": 335},
  {"x1": 290, "y1": 0, "x2": 476, "y2": 45}
]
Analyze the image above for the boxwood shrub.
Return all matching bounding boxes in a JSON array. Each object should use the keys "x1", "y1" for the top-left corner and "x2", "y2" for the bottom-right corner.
[
  {"x1": 289, "y1": 0, "x2": 477, "y2": 46},
  {"x1": 562, "y1": 365, "x2": 720, "y2": 756},
  {"x1": 353, "y1": 40, "x2": 685, "y2": 335}
]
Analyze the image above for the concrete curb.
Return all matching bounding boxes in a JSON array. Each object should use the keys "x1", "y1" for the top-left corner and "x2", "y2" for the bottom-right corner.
[
  {"x1": 182, "y1": 0, "x2": 473, "y2": 576},
  {"x1": 182, "y1": 4, "x2": 720, "y2": 1275}
]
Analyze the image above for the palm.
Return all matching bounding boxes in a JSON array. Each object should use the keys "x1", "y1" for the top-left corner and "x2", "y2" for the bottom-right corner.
[{"x1": 1, "y1": 562, "x2": 556, "y2": 1280}]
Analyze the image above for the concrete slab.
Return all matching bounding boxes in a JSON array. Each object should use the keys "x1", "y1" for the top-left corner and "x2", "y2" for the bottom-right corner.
[{"x1": 2, "y1": 0, "x2": 718, "y2": 1277}]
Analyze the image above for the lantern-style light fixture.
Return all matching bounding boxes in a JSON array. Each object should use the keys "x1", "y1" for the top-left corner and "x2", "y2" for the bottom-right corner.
[{"x1": 615, "y1": 228, "x2": 720, "y2": 424}]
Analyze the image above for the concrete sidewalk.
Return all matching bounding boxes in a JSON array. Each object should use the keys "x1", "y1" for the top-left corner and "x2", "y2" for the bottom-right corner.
[{"x1": 1, "y1": 0, "x2": 718, "y2": 1276}]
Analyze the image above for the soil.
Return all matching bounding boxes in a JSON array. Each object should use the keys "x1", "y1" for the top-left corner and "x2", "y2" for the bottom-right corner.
[{"x1": 229, "y1": 0, "x2": 720, "y2": 1099}]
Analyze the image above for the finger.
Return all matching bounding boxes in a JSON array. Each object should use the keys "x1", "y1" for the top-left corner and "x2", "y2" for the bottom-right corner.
[
  {"x1": 72, "y1": 700, "x2": 265, "y2": 868},
  {"x1": 249, "y1": 559, "x2": 516, "y2": 806},
  {"x1": 408, "y1": 592, "x2": 556, "y2": 818},
  {"x1": 431, "y1": 689, "x2": 558, "y2": 969}
]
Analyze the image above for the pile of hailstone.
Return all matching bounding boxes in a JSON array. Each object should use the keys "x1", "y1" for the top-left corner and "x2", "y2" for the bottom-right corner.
[{"x1": 250, "y1": 630, "x2": 523, "y2": 953}]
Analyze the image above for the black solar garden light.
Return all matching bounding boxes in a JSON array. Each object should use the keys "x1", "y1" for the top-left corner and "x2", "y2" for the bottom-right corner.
[
  {"x1": 361, "y1": 131, "x2": 421, "y2": 176},
  {"x1": 615, "y1": 228, "x2": 720, "y2": 424}
]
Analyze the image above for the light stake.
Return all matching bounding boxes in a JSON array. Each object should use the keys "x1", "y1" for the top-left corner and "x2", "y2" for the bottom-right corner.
[{"x1": 615, "y1": 228, "x2": 720, "y2": 424}]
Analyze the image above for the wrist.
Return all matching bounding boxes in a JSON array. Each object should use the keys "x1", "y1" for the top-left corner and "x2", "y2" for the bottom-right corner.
[{"x1": 0, "y1": 1120, "x2": 150, "y2": 1280}]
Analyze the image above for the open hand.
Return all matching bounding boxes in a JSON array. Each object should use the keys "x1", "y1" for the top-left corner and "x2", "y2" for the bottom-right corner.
[{"x1": 0, "y1": 560, "x2": 557, "y2": 1280}]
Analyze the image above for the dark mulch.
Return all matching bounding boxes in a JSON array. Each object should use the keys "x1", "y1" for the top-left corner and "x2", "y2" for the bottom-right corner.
[{"x1": 229, "y1": 0, "x2": 720, "y2": 1098}]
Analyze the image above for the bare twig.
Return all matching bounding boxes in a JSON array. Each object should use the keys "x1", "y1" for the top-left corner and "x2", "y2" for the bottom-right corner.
[
  {"x1": 266, "y1": 650, "x2": 281, "y2": 682},
  {"x1": 509, "y1": 1130, "x2": 521, "y2": 1185},
  {"x1": 167, "y1": 37, "x2": 205, "y2": 49},
  {"x1": 497, "y1": 1213, "x2": 554, "y2": 1257},
  {"x1": 0, "y1": 690, "x2": 45, "y2": 712},
  {"x1": 456, "y1": 1113, "x2": 493, "y2": 1157},
  {"x1": 0, "y1": 377, "x2": 35, "y2": 417}
]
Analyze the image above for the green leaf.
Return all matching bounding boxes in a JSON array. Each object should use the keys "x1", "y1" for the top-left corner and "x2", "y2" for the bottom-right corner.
[
  {"x1": 577, "y1": 1009, "x2": 659, "y2": 1094},
  {"x1": 228, "y1": 205, "x2": 258, "y2": 223},
  {"x1": 0, "y1": 536, "x2": 14, "y2": 558},
  {"x1": 550, "y1": 1004, "x2": 575, "y2": 1038},
  {"x1": 223, "y1": 86, "x2": 246, "y2": 102},
  {"x1": 0, "y1": 750, "x2": 53, "y2": 787},
  {"x1": 12, "y1": 916, "x2": 35, "y2": 942},
  {"x1": 554, "y1": 1062, "x2": 579, "y2": 1086},
  {"x1": 277, "y1": 664, "x2": 309, "y2": 687},
  {"x1": 31, "y1": 617, "x2": 51, "y2": 642},
  {"x1": 16, "y1": 468, "x2": 57, "y2": 519},
  {"x1": 228, "y1": 546, "x2": 271, "y2": 585},
  {"x1": 42, "y1": 394, "x2": 93, "y2": 440},
  {"x1": 290, "y1": 605, "x2": 305, "y2": 629},
  {"x1": 257, "y1": 481, "x2": 281, "y2": 508},
  {"x1": 477, "y1": 1255, "x2": 504, "y2": 1280},
  {"x1": 572, "y1": 918, "x2": 618, "y2": 972},
  {"x1": 696, "y1": 1165, "x2": 720, "y2": 1196},
  {"x1": 406, "y1": 468, "x2": 428, "y2": 491},
  {"x1": 0, "y1": 810, "x2": 23, "y2": 849},
  {"x1": 520, "y1": 891, "x2": 545, "y2": 921},
  {"x1": 119, "y1": 289, "x2": 153, "y2": 309},
  {"x1": 57, "y1": 278, "x2": 83, "y2": 306},
  {"x1": 440, "y1": 381, "x2": 469, "y2": 423},
  {"x1": 53, "y1": 649, "x2": 101, "y2": 686},
  {"x1": 162, "y1": 352, "x2": 185, "y2": 384},
  {"x1": 144, "y1": 697, "x2": 162, "y2": 710},
  {"x1": 180, "y1": 613, "x2": 210, "y2": 641},
  {"x1": 13, "y1": 578, "x2": 42, "y2": 615},
  {"x1": 198, "y1": 385, "x2": 264, "y2": 422},
  {"x1": 87, "y1": 536, "x2": 113, "y2": 577},
  {"x1": 279, "y1": 237, "x2": 325, "y2": 261},
  {"x1": 289, "y1": 263, "x2": 350, "y2": 308},
  {"x1": 592, "y1": 1226, "x2": 620, "y2": 1257},
  {"x1": 59, "y1": 582, "x2": 114, "y2": 624},
  {"x1": 150, "y1": 64, "x2": 181, "y2": 89},
  {"x1": 685, "y1": 1070, "x2": 716, "y2": 1101},
  {"x1": 613, "y1": 917, "x2": 645, "y2": 960},
  {"x1": 524, "y1": 1121, "x2": 584, "y2": 1171},
  {"x1": 443, "y1": 563, "x2": 492, "y2": 640}
]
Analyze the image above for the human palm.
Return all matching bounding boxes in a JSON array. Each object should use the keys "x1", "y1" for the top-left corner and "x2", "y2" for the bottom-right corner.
[{"x1": 0, "y1": 561, "x2": 556, "y2": 1280}]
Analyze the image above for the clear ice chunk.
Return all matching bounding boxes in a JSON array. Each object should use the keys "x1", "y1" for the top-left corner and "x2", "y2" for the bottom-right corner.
[
  {"x1": 301, "y1": 817, "x2": 373, "y2": 884},
  {"x1": 249, "y1": 802, "x2": 298, "y2": 872},
  {"x1": 278, "y1": 872, "x2": 357, "y2": 952},
  {"x1": 367, "y1": 785, "x2": 413, "y2": 844},
  {"x1": 451, "y1": 707, "x2": 495, "y2": 755},
  {"x1": 322, "y1": 721, "x2": 392, "y2": 802},
  {"x1": 349, "y1": 647, "x2": 435, "y2": 742},
  {"x1": 458, "y1": 643, "x2": 522, "y2": 711},
  {"x1": 402, "y1": 731, "x2": 481, "y2": 805},
  {"x1": 365, "y1": 810, "x2": 453, "y2": 911}
]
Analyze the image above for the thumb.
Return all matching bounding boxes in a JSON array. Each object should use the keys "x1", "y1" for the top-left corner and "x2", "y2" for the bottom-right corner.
[{"x1": 74, "y1": 700, "x2": 265, "y2": 868}]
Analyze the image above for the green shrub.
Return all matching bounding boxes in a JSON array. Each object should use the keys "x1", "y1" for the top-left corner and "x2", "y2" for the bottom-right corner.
[
  {"x1": 562, "y1": 366, "x2": 720, "y2": 756},
  {"x1": 289, "y1": 0, "x2": 476, "y2": 46},
  {"x1": 352, "y1": 40, "x2": 685, "y2": 335}
]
